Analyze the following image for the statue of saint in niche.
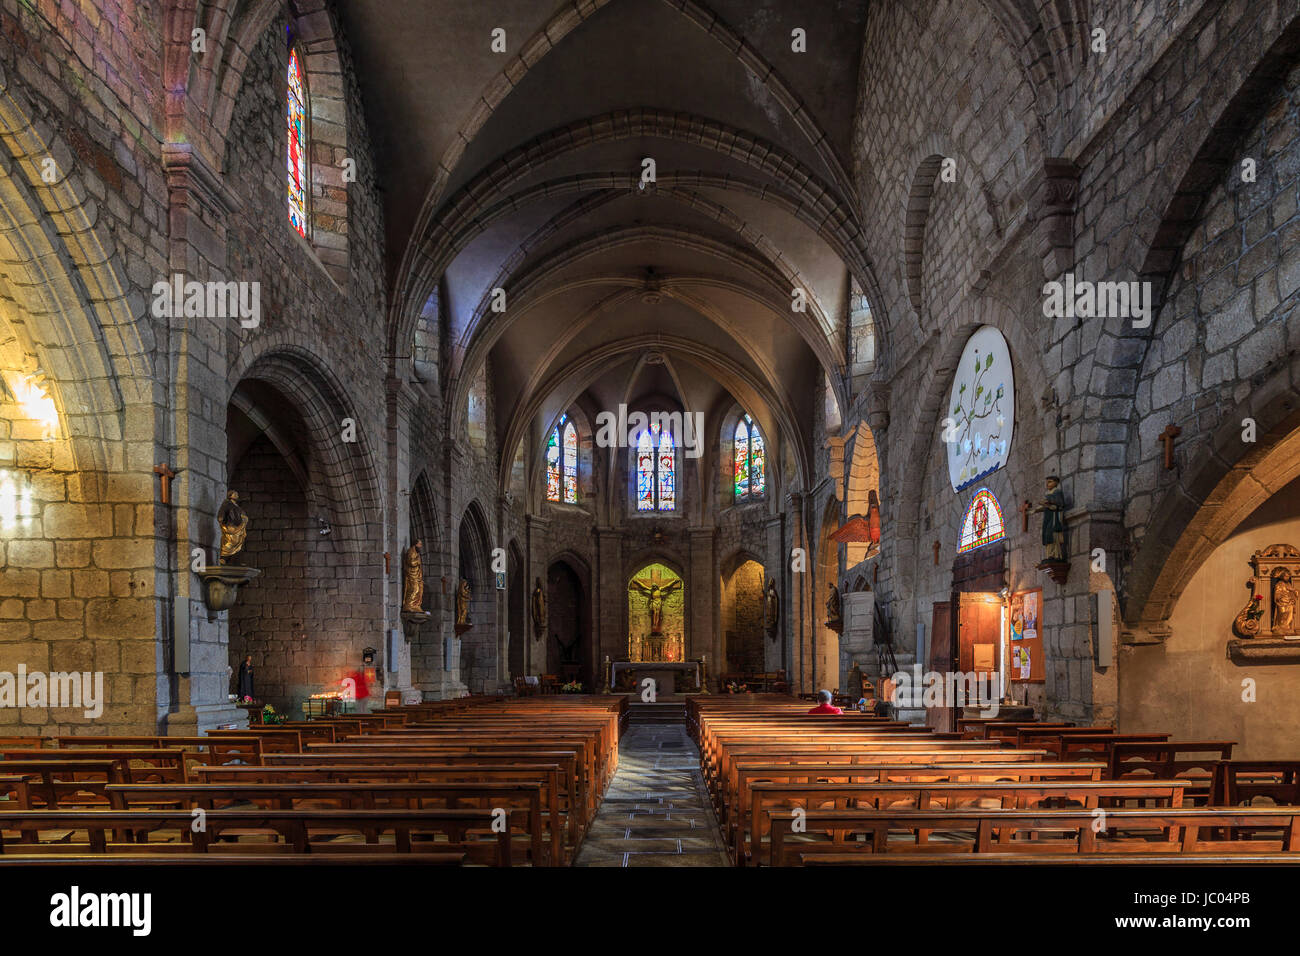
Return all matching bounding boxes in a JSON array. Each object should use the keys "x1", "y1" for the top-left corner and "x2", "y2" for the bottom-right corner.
[{"x1": 1273, "y1": 569, "x2": 1297, "y2": 634}]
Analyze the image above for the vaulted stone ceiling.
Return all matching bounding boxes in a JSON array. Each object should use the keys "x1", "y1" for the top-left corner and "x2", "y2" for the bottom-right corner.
[{"x1": 339, "y1": 0, "x2": 873, "y2": 491}]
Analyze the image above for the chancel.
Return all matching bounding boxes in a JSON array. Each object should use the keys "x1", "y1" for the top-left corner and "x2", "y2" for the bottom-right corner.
[{"x1": 2, "y1": 0, "x2": 1300, "y2": 897}]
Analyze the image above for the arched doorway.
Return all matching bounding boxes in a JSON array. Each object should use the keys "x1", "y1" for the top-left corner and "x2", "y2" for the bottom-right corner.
[
  {"x1": 720, "y1": 553, "x2": 765, "y2": 676},
  {"x1": 457, "y1": 501, "x2": 498, "y2": 693},
  {"x1": 225, "y1": 356, "x2": 383, "y2": 713},
  {"x1": 815, "y1": 495, "x2": 842, "y2": 694},
  {"x1": 546, "y1": 559, "x2": 589, "y2": 689}
]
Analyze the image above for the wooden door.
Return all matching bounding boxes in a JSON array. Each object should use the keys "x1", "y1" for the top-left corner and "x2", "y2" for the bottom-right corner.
[
  {"x1": 927, "y1": 601, "x2": 952, "y2": 730},
  {"x1": 958, "y1": 595, "x2": 1002, "y2": 707}
]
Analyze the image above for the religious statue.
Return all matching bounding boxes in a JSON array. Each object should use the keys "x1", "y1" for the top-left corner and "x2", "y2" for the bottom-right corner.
[
  {"x1": 1273, "y1": 569, "x2": 1297, "y2": 633},
  {"x1": 218, "y1": 490, "x2": 248, "y2": 564},
  {"x1": 236, "y1": 654, "x2": 255, "y2": 701},
  {"x1": 530, "y1": 577, "x2": 546, "y2": 637},
  {"x1": 1034, "y1": 475, "x2": 1067, "y2": 561},
  {"x1": 764, "y1": 578, "x2": 780, "y2": 633},
  {"x1": 401, "y1": 540, "x2": 425, "y2": 613},
  {"x1": 630, "y1": 575, "x2": 683, "y2": 634},
  {"x1": 825, "y1": 582, "x2": 842, "y2": 623},
  {"x1": 455, "y1": 578, "x2": 472, "y2": 626}
]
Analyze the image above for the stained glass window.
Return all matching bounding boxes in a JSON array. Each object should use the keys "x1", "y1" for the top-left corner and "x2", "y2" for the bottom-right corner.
[
  {"x1": 636, "y1": 428, "x2": 655, "y2": 511},
  {"x1": 657, "y1": 425, "x2": 675, "y2": 511},
  {"x1": 546, "y1": 415, "x2": 578, "y2": 504},
  {"x1": 633, "y1": 421, "x2": 675, "y2": 511},
  {"x1": 562, "y1": 419, "x2": 577, "y2": 504},
  {"x1": 546, "y1": 426, "x2": 560, "y2": 502},
  {"x1": 957, "y1": 487, "x2": 1005, "y2": 553},
  {"x1": 287, "y1": 47, "x2": 308, "y2": 238},
  {"x1": 734, "y1": 415, "x2": 765, "y2": 500}
]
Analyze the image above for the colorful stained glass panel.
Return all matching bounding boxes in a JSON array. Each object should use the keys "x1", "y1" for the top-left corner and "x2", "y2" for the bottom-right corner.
[
  {"x1": 562, "y1": 421, "x2": 577, "y2": 503},
  {"x1": 287, "y1": 48, "x2": 308, "y2": 238},
  {"x1": 957, "y1": 487, "x2": 1005, "y2": 553}
]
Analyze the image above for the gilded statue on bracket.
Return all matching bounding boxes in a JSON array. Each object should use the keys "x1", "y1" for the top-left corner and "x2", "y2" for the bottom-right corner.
[{"x1": 218, "y1": 490, "x2": 248, "y2": 564}]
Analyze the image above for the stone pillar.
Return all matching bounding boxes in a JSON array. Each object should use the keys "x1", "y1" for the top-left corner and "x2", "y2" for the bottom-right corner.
[
  {"x1": 386, "y1": 377, "x2": 418, "y2": 698},
  {"x1": 160, "y1": 143, "x2": 247, "y2": 733},
  {"x1": 765, "y1": 514, "x2": 786, "y2": 671},
  {"x1": 595, "y1": 527, "x2": 624, "y2": 665},
  {"x1": 526, "y1": 513, "x2": 552, "y2": 674},
  {"x1": 788, "y1": 491, "x2": 809, "y2": 692},
  {"x1": 689, "y1": 527, "x2": 717, "y2": 685}
]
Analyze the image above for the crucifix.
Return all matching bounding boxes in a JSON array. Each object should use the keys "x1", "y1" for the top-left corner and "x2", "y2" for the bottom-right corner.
[
  {"x1": 1158, "y1": 424, "x2": 1182, "y2": 470},
  {"x1": 1019, "y1": 499, "x2": 1032, "y2": 533},
  {"x1": 932, "y1": 540, "x2": 940, "y2": 566},
  {"x1": 153, "y1": 463, "x2": 177, "y2": 505}
]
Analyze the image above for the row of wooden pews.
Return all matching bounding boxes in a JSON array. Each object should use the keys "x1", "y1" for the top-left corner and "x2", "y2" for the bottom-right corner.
[
  {"x1": 691, "y1": 696, "x2": 1300, "y2": 866},
  {"x1": 0, "y1": 695, "x2": 625, "y2": 866}
]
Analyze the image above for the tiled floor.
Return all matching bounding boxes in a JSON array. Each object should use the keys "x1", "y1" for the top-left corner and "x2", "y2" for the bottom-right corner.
[{"x1": 572, "y1": 724, "x2": 731, "y2": 867}]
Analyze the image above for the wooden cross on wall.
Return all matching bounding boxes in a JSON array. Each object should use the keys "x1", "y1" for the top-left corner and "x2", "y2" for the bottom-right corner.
[
  {"x1": 1159, "y1": 424, "x2": 1182, "y2": 470},
  {"x1": 932, "y1": 540, "x2": 940, "y2": 566},
  {"x1": 1019, "y1": 499, "x2": 1032, "y2": 533},
  {"x1": 153, "y1": 463, "x2": 177, "y2": 505}
]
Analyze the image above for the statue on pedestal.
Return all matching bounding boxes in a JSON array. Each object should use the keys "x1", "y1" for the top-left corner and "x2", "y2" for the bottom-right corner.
[
  {"x1": 764, "y1": 578, "x2": 780, "y2": 635},
  {"x1": 401, "y1": 540, "x2": 424, "y2": 612},
  {"x1": 825, "y1": 582, "x2": 842, "y2": 624},
  {"x1": 1035, "y1": 475, "x2": 1067, "y2": 561},
  {"x1": 218, "y1": 491, "x2": 248, "y2": 564},
  {"x1": 455, "y1": 578, "x2": 472, "y2": 626},
  {"x1": 531, "y1": 578, "x2": 546, "y2": 638}
]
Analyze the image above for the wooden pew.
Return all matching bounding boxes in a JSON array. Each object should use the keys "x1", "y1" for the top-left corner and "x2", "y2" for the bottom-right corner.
[
  {"x1": 105, "y1": 782, "x2": 551, "y2": 865},
  {"x1": 741, "y1": 779, "x2": 1188, "y2": 865},
  {"x1": 0, "y1": 808, "x2": 522, "y2": 864},
  {"x1": 765, "y1": 806, "x2": 1300, "y2": 865},
  {"x1": 193, "y1": 762, "x2": 568, "y2": 864}
]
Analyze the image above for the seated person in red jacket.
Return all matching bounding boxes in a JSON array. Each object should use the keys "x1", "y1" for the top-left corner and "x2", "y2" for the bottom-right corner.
[{"x1": 807, "y1": 689, "x2": 843, "y2": 715}]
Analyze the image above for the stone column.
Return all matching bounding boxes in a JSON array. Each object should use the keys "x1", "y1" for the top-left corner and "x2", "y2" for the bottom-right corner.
[
  {"x1": 386, "y1": 377, "x2": 418, "y2": 698},
  {"x1": 160, "y1": 143, "x2": 247, "y2": 733},
  {"x1": 595, "y1": 527, "x2": 624, "y2": 666},
  {"x1": 526, "y1": 513, "x2": 552, "y2": 673},
  {"x1": 765, "y1": 513, "x2": 786, "y2": 671},
  {"x1": 688, "y1": 527, "x2": 716, "y2": 687}
]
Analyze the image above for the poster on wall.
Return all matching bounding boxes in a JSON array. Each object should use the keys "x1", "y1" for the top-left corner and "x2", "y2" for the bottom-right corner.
[
  {"x1": 1009, "y1": 587, "x2": 1044, "y2": 683},
  {"x1": 946, "y1": 325, "x2": 1015, "y2": 491}
]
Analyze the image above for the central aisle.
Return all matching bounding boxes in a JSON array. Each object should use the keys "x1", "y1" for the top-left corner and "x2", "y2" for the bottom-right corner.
[{"x1": 573, "y1": 724, "x2": 731, "y2": 867}]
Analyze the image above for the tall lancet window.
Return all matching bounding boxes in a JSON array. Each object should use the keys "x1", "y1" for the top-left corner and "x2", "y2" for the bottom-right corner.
[
  {"x1": 733, "y1": 414, "x2": 765, "y2": 501},
  {"x1": 546, "y1": 415, "x2": 578, "y2": 504},
  {"x1": 636, "y1": 422, "x2": 675, "y2": 512},
  {"x1": 287, "y1": 46, "x2": 309, "y2": 238}
]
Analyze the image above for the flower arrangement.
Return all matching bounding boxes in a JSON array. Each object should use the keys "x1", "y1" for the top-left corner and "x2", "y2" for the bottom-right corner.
[
  {"x1": 725, "y1": 680, "x2": 749, "y2": 694},
  {"x1": 560, "y1": 681, "x2": 583, "y2": 694},
  {"x1": 260, "y1": 704, "x2": 285, "y2": 725},
  {"x1": 1247, "y1": 594, "x2": 1265, "y2": 622}
]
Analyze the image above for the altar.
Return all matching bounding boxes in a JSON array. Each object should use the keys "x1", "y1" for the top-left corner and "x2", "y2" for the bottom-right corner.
[{"x1": 610, "y1": 660, "x2": 703, "y2": 695}]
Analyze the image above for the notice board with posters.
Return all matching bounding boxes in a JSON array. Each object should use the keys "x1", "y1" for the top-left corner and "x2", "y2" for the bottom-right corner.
[{"x1": 1008, "y1": 587, "x2": 1045, "y2": 683}]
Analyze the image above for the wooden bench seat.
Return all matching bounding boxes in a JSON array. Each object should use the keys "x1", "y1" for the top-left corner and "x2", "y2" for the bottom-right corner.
[
  {"x1": 764, "y1": 806, "x2": 1300, "y2": 865},
  {"x1": 0, "y1": 808, "x2": 522, "y2": 865},
  {"x1": 740, "y1": 779, "x2": 1188, "y2": 865}
]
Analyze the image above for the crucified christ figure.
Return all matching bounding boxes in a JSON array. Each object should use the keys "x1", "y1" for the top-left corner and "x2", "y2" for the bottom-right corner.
[{"x1": 630, "y1": 577, "x2": 683, "y2": 634}]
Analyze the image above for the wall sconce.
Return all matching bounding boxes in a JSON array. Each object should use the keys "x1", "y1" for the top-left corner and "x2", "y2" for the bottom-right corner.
[
  {"x1": 0, "y1": 470, "x2": 34, "y2": 532},
  {"x1": 5, "y1": 371, "x2": 58, "y2": 440},
  {"x1": 317, "y1": 516, "x2": 332, "y2": 536}
]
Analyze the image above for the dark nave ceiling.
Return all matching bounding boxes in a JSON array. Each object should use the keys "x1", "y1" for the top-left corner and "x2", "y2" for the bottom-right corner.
[{"x1": 338, "y1": 0, "x2": 873, "y2": 488}]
